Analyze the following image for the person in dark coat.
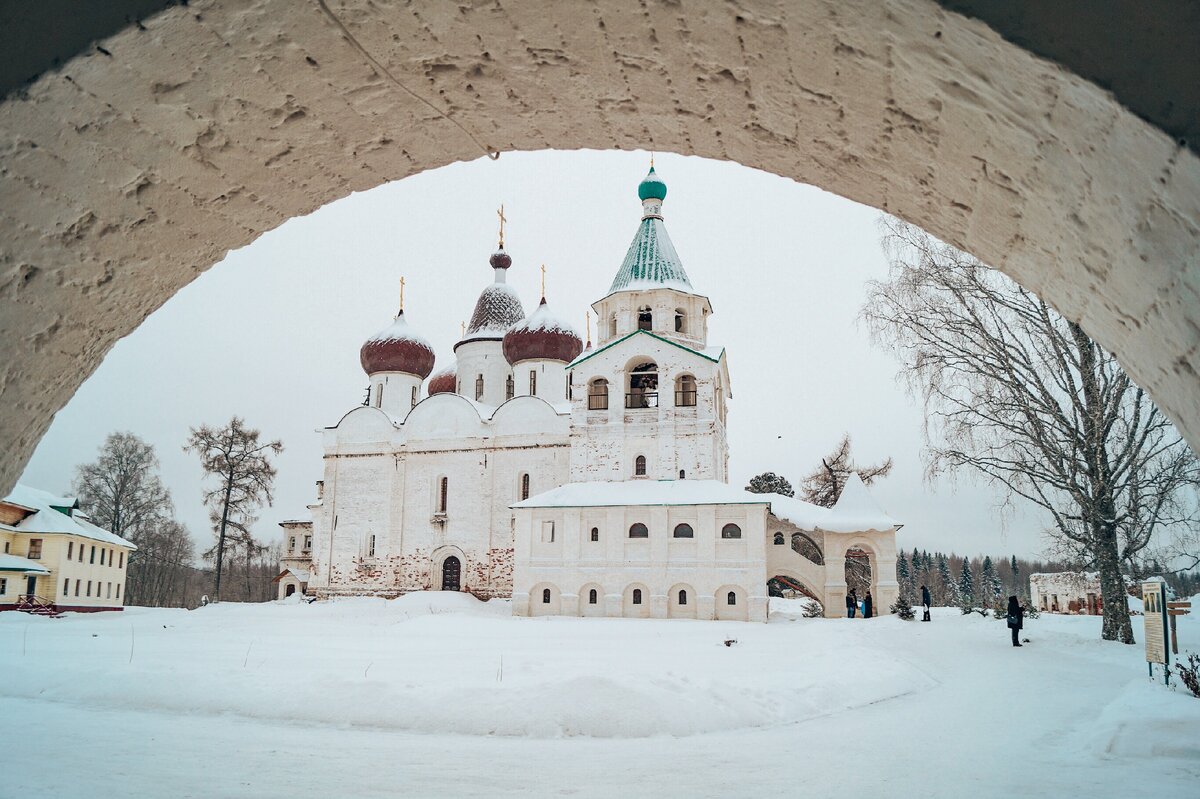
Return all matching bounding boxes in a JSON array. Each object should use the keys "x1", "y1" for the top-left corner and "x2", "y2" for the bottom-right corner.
[
  {"x1": 1006, "y1": 595, "x2": 1025, "y2": 647},
  {"x1": 921, "y1": 585, "x2": 932, "y2": 622},
  {"x1": 863, "y1": 590, "x2": 874, "y2": 618},
  {"x1": 846, "y1": 588, "x2": 858, "y2": 618}
]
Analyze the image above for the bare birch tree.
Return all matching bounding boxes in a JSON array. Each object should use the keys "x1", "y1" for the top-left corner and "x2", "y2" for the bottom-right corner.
[
  {"x1": 863, "y1": 217, "x2": 1200, "y2": 643},
  {"x1": 185, "y1": 418, "x2": 283, "y2": 602}
]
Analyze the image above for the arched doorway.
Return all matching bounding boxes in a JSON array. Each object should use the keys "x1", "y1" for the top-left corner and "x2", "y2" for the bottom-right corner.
[
  {"x1": 441, "y1": 556, "x2": 461, "y2": 591},
  {"x1": 845, "y1": 548, "x2": 874, "y2": 604}
]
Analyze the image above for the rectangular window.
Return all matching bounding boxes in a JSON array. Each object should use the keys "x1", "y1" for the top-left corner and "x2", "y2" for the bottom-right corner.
[
  {"x1": 303, "y1": 535, "x2": 312, "y2": 552},
  {"x1": 90, "y1": 546, "x2": 96, "y2": 564},
  {"x1": 0, "y1": 577, "x2": 6, "y2": 595},
  {"x1": 368, "y1": 535, "x2": 376, "y2": 557},
  {"x1": 119, "y1": 551, "x2": 124, "y2": 568},
  {"x1": 86, "y1": 580, "x2": 92, "y2": 597},
  {"x1": 107, "y1": 582, "x2": 112, "y2": 599},
  {"x1": 411, "y1": 386, "x2": 418, "y2": 408},
  {"x1": 100, "y1": 548, "x2": 106, "y2": 566},
  {"x1": 64, "y1": 577, "x2": 70, "y2": 595},
  {"x1": 290, "y1": 536, "x2": 296, "y2": 552},
  {"x1": 541, "y1": 520, "x2": 556, "y2": 543},
  {"x1": 475, "y1": 375, "x2": 484, "y2": 401},
  {"x1": 75, "y1": 579, "x2": 81, "y2": 597},
  {"x1": 67, "y1": 541, "x2": 74, "y2": 559},
  {"x1": 116, "y1": 584, "x2": 121, "y2": 600},
  {"x1": 529, "y1": 370, "x2": 537, "y2": 395},
  {"x1": 28, "y1": 538, "x2": 42, "y2": 559},
  {"x1": 79, "y1": 545, "x2": 84, "y2": 562}
]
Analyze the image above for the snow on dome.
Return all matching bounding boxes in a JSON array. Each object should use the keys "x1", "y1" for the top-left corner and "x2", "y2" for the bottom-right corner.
[
  {"x1": 638, "y1": 165, "x2": 667, "y2": 201},
  {"x1": 489, "y1": 248, "x2": 512, "y2": 270},
  {"x1": 427, "y1": 364, "x2": 457, "y2": 395},
  {"x1": 359, "y1": 311, "x2": 436, "y2": 378},
  {"x1": 503, "y1": 297, "x2": 583, "y2": 364},
  {"x1": 458, "y1": 281, "x2": 526, "y2": 347}
]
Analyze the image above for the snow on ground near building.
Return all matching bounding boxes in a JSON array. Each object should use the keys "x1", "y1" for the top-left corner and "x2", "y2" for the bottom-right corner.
[{"x1": 1, "y1": 594, "x2": 1197, "y2": 798}]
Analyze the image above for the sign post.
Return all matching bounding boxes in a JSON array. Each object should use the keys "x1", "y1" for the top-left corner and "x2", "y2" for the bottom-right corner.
[
  {"x1": 1167, "y1": 600, "x2": 1192, "y2": 656},
  {"x1": 1142, "y1": 581, "x2": 1170, "y2": 685}
]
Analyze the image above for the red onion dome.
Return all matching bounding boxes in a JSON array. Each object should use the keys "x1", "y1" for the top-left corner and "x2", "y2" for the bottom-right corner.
[
  {"x1": 427, "y1": 364, "x2": 457, "y2": 395},
  {"x1": 503, "y1": 297, "x2": 584, "y2": 365},
  {"x1": 489, "y1": 248, "x2": 512, "y2": 270},
  {"x1": 359, "y1": 311, "x2": 436, "y2": 378}
]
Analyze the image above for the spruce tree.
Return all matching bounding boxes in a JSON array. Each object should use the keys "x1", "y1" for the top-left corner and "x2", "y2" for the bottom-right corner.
[
  {"x1": 981, "y1": 556, "x2": 1003, "y2": 608},
  {"x1": 897, "y1": 551, "x2": 911, "y2": 593},
  {"x1": 938, "y1": 555, "x2": 955, "y2": 605},
  {"x1": 1010, "y1": 555, "x2": 1021, "y2": 594},
  {"x1": 957, "y1": 557, "x2": 976, "y2": 611}
]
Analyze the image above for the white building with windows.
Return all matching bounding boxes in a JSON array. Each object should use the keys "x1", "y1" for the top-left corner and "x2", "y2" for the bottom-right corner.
[{"x1": 289, "y1": 167, "x2": 900, "y2": 619}]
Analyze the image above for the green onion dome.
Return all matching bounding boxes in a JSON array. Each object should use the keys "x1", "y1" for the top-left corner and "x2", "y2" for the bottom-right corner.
[{"x1": 637, "y1": 166, "x2": 667, "y2": 201}]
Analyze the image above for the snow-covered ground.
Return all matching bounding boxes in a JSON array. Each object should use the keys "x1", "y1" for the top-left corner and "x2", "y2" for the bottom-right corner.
[{"x1": 1, "y1": 594, "x2": 1196, "y2": 798}]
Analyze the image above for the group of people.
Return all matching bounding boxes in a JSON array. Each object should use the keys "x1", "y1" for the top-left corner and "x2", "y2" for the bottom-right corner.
[
  {"x1": 844, "y1": 588, "x2": 874, "y2": 618},
  {"x1": 849, "y1": 584, "x2": 1027, "y2": 646}
]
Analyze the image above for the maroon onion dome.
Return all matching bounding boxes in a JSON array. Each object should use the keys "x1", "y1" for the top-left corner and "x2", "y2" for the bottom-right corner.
[
  {"x1": 503, "y1": 297, "x2": 584, "y2": 365},
  {"x1": 427, "y1": 365, "x2": 457, "y2": 395},
  {"x1": 359, "y1": 311, "x2": 436, "y2": 378},
  {"x1": 489, "y1": 248, "x2": 512, "y2": 270}
]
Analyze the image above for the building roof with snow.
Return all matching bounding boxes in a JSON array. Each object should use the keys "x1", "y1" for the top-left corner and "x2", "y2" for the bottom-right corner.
[
  {"x1": 503, "y1": 297, "x2": 584, "y2": 364},
  {"x1": 513, "y1": 479, "x2": 771, "y2": 509},
  {"x1": 765, "y1": 473, "x2": 901, "y2": 533},
  {"x1": 607, "y1": 166, "x2": 694, "y2": 295},
  {"x1": 0, "y1": 483, "x2": 138, "y2": 549},
  {"x1": 0, "y1": 552, "x2": 51, "y2": 575},
  {"x1": 359, "y1": 310, "x2": 436, "y2": 378},
  {"x1": 457, "y1": 247, "x2": 526, "y2": 348}
]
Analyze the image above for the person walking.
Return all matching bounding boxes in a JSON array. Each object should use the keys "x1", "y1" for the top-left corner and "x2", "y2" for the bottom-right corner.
[
  {"x1": 921, "y1": 585, "x2": 932, "y2": 622},
  {"x1": 863, "y1": 589, "x2": 874, "y2": 619},
  {"x1": 846, "y1": 588, "x2": 858, "y2": 618},
  {"x1": 1006, "y1": 595, "x2": 1025, "y2": 647}
]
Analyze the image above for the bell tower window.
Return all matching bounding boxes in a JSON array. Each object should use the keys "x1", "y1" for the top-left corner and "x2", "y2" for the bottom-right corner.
[
  {"x1": 674, "y1": 309, "x2": 686, "y2": 333},
  {"x1": 626, "y1": 361, "x2": 658, "y2": 408},
  {"x1": 635, "y1": 455, "x2": 647, "y2": 476},
  {"x1": 588, "y1": 378, "x2": 609, "y2": 410},
  {"x1": 675, "y1": 374, "x2": 697, "y2": 406},
  {"x1": 637, "y1": 306, "x2": 653, "y2": 331}
]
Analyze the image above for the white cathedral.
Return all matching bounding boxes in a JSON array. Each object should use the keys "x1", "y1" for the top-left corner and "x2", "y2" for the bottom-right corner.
[{"x1": 274, "y1": 168, "x2": 901, "y2": 621}]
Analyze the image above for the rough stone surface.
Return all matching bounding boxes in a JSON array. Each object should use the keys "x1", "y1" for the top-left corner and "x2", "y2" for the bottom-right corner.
[{"x1": 1, "y1": 0, "x2": 1199, "y2": 494}]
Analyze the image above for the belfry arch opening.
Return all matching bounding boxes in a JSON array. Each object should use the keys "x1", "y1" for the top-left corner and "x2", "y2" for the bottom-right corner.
[{"x1": 2, "y1": 1, "x2": 1197, "y2": 497}]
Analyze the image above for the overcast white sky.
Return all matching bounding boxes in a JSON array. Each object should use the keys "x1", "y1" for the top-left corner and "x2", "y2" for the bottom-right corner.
[{"x1": 20, "y1": 149, "x2": 1048, "y2": 558}]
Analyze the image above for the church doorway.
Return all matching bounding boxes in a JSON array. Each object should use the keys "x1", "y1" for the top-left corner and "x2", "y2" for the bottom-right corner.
[
  {"x1": 441, "y1": 556, "x2": 461, "y2": 591},
  {"x1": 285, "y1": 584, "x2": 295, "y2": 597}
]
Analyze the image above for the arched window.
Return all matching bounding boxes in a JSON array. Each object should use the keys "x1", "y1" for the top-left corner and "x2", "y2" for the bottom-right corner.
[
  {"x1": 637, "y1": 306, "x2": 653, "y2": 330},
  {"x1": 627, "y1": 361, "x2": 658, "y2": 408},
  {"x1": 590, "y1": 527, "x2": 599, "y2": 542},
  {"x1": 588, "y1": 377, "x2": 609, "y2": 410},
  {"x1": 721, "y1": 523, "x2": 742, "y2": 539},
  {"x1": 673, "y1": 523, "x2": 694, "y2": 538},
  {"x1": 773, "y1": 532, "x2": 785, "y2": 545},
  {"x1": 609, "y1": 314, "x2": 618, "y2": 338},
  {"x1": 629, "y1": 523, "x2": 648, "y2": 539},
  {"x1": 542, "y1": 588, "x2": 551, "y2": 604},
  {"x1": 678, "y1": 589, "x2": 688, "y2": 606},
  {"x1": 675, "y1": 374, "x2": 697, "y2": 406},
  {"x1": 411, "y1": 385, "x2": 418, "y2": 408},
  {"x1": 679, "y1": 469, "x2": 686, "y2": 479},
  {"x1": 506, "y1": 374, "x2": 514, "y2": 400},
  {"x1": 632, "y1": 588, "x2": 643, "y2": 605},
  {"x1": 727, "y1": 591, "x2": 737, "y2": 606},
  {"x1": 374, "y1": 384, "x2": 383, "y2": 408},
  {"x1": 437, "y1": 476, "x2": 448, "y2": 513},
  {"x1": 529, "y1": 369, "x2": 537, "y2": 395},
  {"x1": 520, "y1": 473, "x2": 530, "y2": 501},
  {"x1": 674, "y1": 308, "x2": 686, "y2": 333},
  {"x1": 588, "y1": 589, "x2": 598, "y2": 605},
  {"x1": 565, "y1": 375, "x2": 572, "y2": 400},
  {"x1": 635, "y1": 455, "x2": 647, "y2": 476},
  {"x1": 368, "y1": 534, "x2": 376, "y2": 557},
  {"x1": 475, "y1": 374, "x2": 484, "y2": 401}
]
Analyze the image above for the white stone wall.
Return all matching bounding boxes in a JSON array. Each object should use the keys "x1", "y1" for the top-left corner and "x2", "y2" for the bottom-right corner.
[
  {"x1": 454, "y1": 339, "x2": 514, "y2": 406},
  {"x1": 568, "y1": 334, "x2": 730, "y2": 483},
  {"x1": 369, "y1": 371, "x2": 424, "y2": 417},
  {"x1": 594, "y1": 287, "x2": 712, "y2": 349},
  {"x1": 513, "y1": 501, "x2": 770, "y2": 622},
  {"x1": 512, "y1": 358, "x2": 571, "y2": 404}
]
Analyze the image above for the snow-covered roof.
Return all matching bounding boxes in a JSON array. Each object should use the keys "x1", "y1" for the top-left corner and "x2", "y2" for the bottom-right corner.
[
  {"x1": 567, "y1": 329, "x2": 725, "y2": 370},
  {"x1": 0, "y1": 553, "x2": 52, "y2": 575},
  {"x1": 364, "y1": 311, "x2": 433, "y2": 349},
  {"x1": 609, "y1": 169, "x2": 694, "y2": 295},
  {"x1": 1, "y1": 484, "x2": 138, "y2": 549},
  {"x1": 458, "y1": 281, "x2": 525, "y2": 346},
  {"x1": 766, "y1": 473, "x2": 900, "y2": 533},
  {"x1": 272, "y1": 568, "x2": 311, "y2": 583},
  {"x1": 513, "y1": 480, "x2": 771, "y2": 509}
]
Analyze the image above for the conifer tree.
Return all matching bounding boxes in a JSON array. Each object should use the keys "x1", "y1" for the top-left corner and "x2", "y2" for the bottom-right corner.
[
  {"x1": 957, "y1": 557, "x2": 975, "y2": 608},
  {"x1": 981, "y1": 556, "x2": 1003, "y2": 607},
  {"x1": 937, "y1": 555, "x2": 955, "y2": 605},
  {"x1": 1010, "y1": 555, "x2": 1021, "y2": 594}
]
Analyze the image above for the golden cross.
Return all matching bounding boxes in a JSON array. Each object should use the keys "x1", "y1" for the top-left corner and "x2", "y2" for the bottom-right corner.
[
  {"x1": 540, "y1": 263, "x2": 546, "y2": 298},
  {"x1": 399, "y1": 276, "x2": 405, "y2": 312},
  {"x1": 650, "y1": 151, "x2": 655, "y2": 168},
  {"x1": 461, "y1": 320, "x2": 466, "y2": 336},
  {"x1": 497, "y1": 203, "x2": 507, "y2": 247}
]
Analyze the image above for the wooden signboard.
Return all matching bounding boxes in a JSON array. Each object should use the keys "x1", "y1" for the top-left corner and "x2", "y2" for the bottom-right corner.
[{"x1": 1142, "y1": 581, "x2": 1169, "y2": 680}]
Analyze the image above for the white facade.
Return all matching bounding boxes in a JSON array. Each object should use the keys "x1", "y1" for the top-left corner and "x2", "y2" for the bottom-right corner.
[
  {"x1": 1029, "y1": 572, "x2": 1104, "y2": 614},
  {"x1": 289, "y1": 167, "x2": 901, "y2": 621}
]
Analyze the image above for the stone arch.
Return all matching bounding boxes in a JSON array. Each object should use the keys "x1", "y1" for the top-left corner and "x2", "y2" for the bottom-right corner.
[
  {"x1": 579, "y1": 582, "x2": 605, "y2": 617},
  {"x1": 769, "y1": 572, "x2": 824, "y2": 607},
  {"x1": 791, "y1": 532, "x2": 825, "y2": 564},
  {"x1": 668, "y1": 583, "x2": 697, "y2": 619},
  {"x1": 430, "y1": 545, "x2": 466, "y2": 592},
  {"x1": 716, "y1": 584, "x2": 749, "y2": 622},
  {"x1": 530, "y1": 582, "x2": 561, "y2": 617},
  {"x1": 1, "y1": 1, "x2": 1198, "y2": 494},
  {"x1": 844, "y1": 543, "x2": 877, "y2": 605},
  {"x1": 622, "y1": 582, "x2": 651, "y2": 619}
]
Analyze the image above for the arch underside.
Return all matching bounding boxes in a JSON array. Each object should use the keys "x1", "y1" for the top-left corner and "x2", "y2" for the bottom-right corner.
[{"x1": 1, "y1": 0, "x2": 1197, "y2": 493}]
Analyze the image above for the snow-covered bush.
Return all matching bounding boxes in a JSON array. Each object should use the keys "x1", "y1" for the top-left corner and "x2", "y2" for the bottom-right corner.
[
  {"x1": 801, "y1": 599, "x2": 823, "y2": 618},
  {"x1": 1175, "y1": 652, "x2": 1200, "y2": 699}
]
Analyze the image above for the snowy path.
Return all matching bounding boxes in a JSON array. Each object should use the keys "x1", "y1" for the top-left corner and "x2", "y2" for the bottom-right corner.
[{"x1": 1, "y1": 596, "x2": 1196, "y2": 797}]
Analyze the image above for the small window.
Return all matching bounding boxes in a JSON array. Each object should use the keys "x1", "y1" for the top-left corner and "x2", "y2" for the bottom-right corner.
[
  {"x1": 542, "y1": 588, "x2": 551, "y2": 604},
  {"x1": 438, "y1": 476, "x2": 448, "y2": 513},
  {"x1": 475, "y1": 374, "x2": 484, "y2": 401},
  {"x1": 674, "y1": 309, "x2": 686, "y2": 333},
  {"x1": 0, "y1": 578, "x2": 6, "y2": 595},
  {"x1": 629, "y1": 523, "x2": 648, "y2": 539},
  {"x1": 589, "y1": 589, "x2": 598, "y2": 605},
  {"x1": 632, "y1": 588, "x2": 642, "y2": 605},
  {"x1": 3, "y1": 542, "x2": 7, "y2": 553},
  {"x1": 90, "y1": 545, "x2": 96, "y2": 564},
  {"x1": 565, "y1": 375, "x2": 572, "y2": 400},
  {"x1": 529, "y1": 369, "x2": 537, "y2": 395},
  {"x1": 727, "y1": 591, "x2": 737, "y2": 606},
  {"x1": 678, "y1": 589, "x2": 688, "y2": 606},
  {"x1": 86, "y1": 580, "x2": 92, "y2": 597},
  {"x1": 506, "y1": 374, "x2": 514, "y2": 400},
  {"x1": 78, "y1": 545, "x2": 83, "y2": 562},
  {"x1": 63, "y1": 577, "x2": 70, "y2": 595},
  {"x1": 75, "y1": 579, "x2": 81, "y2": 597},
  {"x1": 28, "y1": 539, "x2": 42, "y2": 559},
  {"x1": 673, "y1": 523, "x2": 694, "y2": 539},
  {"x1": 100, "y1": 548, "x2": 106, "y2": 566},
  {"x1": 290, "y1": 536, "x2": 296, "y2": 552},
  {"x1": 116, "y1": 584, "x2": 120, "y2": 599},
  {"x1": 302, "y1": 536, "x2": 311, "y2": 553},
  {"x1": 588, "y1": 377, "x2": 609, "y2": 410},
  {"x1": 107, "y1": 582, "x2": 112, "y2": 599},
  {"x1": 374, "y1": 385, "x2": 382, "y2": 408},
  {"x1": 368, "y1": 535, "x2": 376, "y2": 557},
  {"x1": 773, "y1": 533, "x2": 785, "y2": 545},
  {"x1": 119, "y1": 551, "x2": 124, "y2": 568},
  {"x1": 520, "y1": 473, "x2": 530, "y2": 501},
  {"x1": 411, "y1": 385, "x2": 418, "y2": 408},
  {"x1": 721, "y1": 523, "x2": 742, "y2": 539},
  {"x1": 679, "y1": 469, "x2": 686, "y2": 479},
  {"x1": 638, "y1": 306, "x2": 653, "y2": 330},
  {"x1": 541, "y1": 520, "x2": 556, "y2": 543},
  {"x1": 635, "y1": 455, "x2": 647, "y2": 476},
  {"x1": 590, "y1": 527, "x2": 599, "y2": 542},
  {"x1": 609, "y1": 314, "x2": 618, "y2": 338},
  {"x1": 67, "y1": 541, "x2": 74, "y2": 559},
  {"x1": 675, "y1": 374, "x2": 697, "y2": 407}
]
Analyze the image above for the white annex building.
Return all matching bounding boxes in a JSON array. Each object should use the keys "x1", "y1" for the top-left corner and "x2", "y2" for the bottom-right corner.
[{"x1": 280, "y1": 168, "x2": 901, "y2": 621}]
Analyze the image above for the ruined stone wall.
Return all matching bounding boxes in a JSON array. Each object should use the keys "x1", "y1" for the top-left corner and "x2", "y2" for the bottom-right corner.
[{"x1": 2, "y1": 0, "x2": 1198, "y2": 496}]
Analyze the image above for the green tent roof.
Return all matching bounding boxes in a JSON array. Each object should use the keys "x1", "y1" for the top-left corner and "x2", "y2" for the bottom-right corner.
[{"x1": 607, "y1": 215, "x2": 693, "y2": 294}]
